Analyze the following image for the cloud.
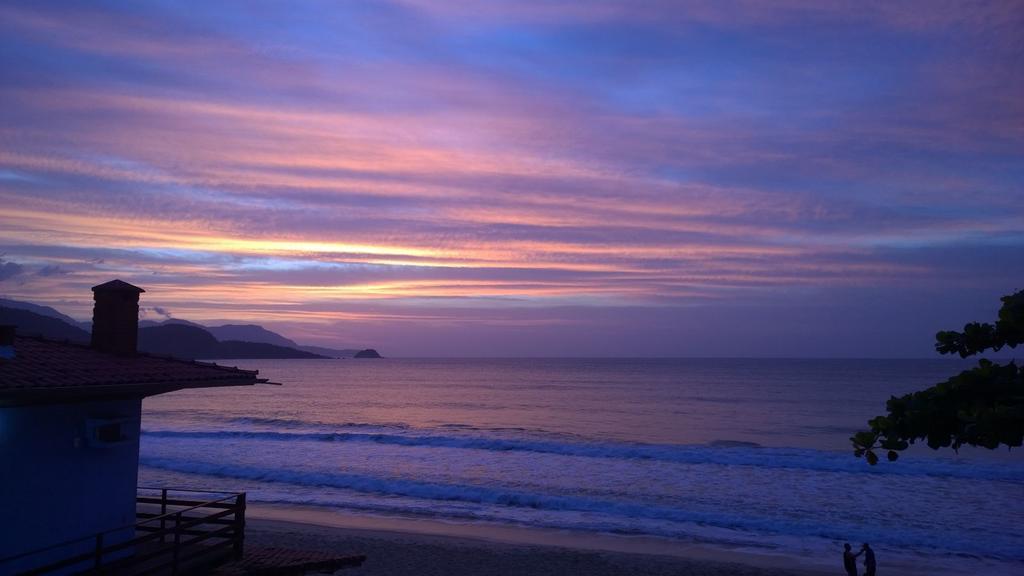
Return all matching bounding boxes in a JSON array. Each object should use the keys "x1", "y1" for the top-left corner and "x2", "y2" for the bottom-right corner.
[
  {"x1": 36, "y1": 264, "x2": 70, "y2": 277},
  {"x1": 139, "y1": 306, "x2": 173, "y2": 320},
  {"x1": 0, "y1": 1, "x2": 1020, "y2": 354},
  {"x1": 0, "y1": 259, "x2": 25, "y2": 282}
]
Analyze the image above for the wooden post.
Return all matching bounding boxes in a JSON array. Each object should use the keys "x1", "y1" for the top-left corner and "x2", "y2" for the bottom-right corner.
[
  {"x1": 94, "y1": 532, "x2": 104, "y2": 569},
  {"x1": 233, "y1": 492, "x2": 246, "y2": 559},
  {"x1": 172, "y1": 511, "x2": 182, "y2": 575},
  {"x1": 160, "y1": 488, "x2": 168, "y2": 544}
]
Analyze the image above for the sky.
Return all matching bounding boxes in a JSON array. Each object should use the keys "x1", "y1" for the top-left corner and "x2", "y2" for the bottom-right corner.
[{"x1": 0, "y1": 1, "x2": 1022, "y2": 357}]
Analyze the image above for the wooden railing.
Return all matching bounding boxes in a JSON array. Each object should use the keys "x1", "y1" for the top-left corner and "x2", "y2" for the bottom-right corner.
[{"x1": 0, "y1": 488, "x2": 246, "y2": 575}]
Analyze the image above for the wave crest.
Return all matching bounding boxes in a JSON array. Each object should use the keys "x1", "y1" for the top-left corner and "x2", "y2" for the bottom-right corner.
[{"x1": 140, "y1": 428, "x2": 1024, "y2": 482}]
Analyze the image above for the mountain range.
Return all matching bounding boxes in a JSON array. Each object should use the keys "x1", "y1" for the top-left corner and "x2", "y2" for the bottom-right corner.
[
  {"x1": 0, "y1": 298, "x2": 368, "y2": 360},
  {"x1": 137, "y1": 318, "x2": 361, "y2": 357}
]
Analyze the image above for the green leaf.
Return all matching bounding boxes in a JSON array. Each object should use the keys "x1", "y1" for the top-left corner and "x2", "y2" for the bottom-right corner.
[{"x1": 854, "y1": 290, "x2": 1024, "y2": 466}]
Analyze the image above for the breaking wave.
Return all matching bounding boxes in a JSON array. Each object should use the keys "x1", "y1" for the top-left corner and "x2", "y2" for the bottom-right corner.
[
  {"x1": 140, "y1": 428, "x2": 1024, "y2": 482},
  {"x1": 137, "y1": 455, "x2": 1023, "y2": 559}
]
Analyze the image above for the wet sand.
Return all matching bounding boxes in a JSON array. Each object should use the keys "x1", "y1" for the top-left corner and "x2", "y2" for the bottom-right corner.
[{"x1": 245, "y1": 504, "x2": 834, "y2": 575}]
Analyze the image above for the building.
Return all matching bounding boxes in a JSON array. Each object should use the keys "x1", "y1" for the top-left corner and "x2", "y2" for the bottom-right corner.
[{"x1": 0, "y1": 280, "x2": 265, "y2": 574}]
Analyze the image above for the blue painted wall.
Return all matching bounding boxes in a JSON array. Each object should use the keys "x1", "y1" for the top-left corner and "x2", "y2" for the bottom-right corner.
[{"x1": 0, "y1": 398, "x2": 142, "y2": 573}]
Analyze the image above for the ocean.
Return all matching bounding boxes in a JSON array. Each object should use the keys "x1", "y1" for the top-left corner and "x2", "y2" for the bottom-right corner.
[{"x1": 138, "y1": 358, "x2": 1024, "y2": 575}]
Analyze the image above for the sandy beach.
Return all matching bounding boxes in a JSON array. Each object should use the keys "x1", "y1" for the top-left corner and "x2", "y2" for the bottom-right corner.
[{"x1": 244, "y1": 504, "x2": 836, "y2": 576}]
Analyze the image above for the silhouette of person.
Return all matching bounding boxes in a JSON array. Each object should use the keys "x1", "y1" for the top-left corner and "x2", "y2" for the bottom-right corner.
[
  {"x1": 861, "y1": 543, "x2": 876, "y2": 576},
  {"x1": 843, "y1": 543, "x2": 861, "y2": 576}
]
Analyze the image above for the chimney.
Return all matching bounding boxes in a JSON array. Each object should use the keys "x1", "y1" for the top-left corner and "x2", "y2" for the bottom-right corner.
[
  {"x1": 0, "y1": 325, "x2": 14, "y2": 360},
  {"x1": 91, "y1": 279, "x2": 145, "y2": 355}
]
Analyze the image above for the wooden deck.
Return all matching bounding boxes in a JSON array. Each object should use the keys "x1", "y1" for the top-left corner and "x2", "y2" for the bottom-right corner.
[{"x1": 1, "y1": 488, "x2": 247, "y2": 575}]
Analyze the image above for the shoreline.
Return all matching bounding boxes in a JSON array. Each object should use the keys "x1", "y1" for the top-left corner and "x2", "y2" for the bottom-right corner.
[
  {"x1": 244, "y1": 504, "x2": 1015, "y2": 576},
  {"x1": 245, "y1": 503, "x2": 836, "y2": 575}
]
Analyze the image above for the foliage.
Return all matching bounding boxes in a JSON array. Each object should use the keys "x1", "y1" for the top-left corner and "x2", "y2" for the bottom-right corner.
[
  {"x1": 852, "y1": 290, "x2": 1024, "y2": 464},
  {"x1": 935, "y1": 291, "x2": 1024, "y2": 357}
]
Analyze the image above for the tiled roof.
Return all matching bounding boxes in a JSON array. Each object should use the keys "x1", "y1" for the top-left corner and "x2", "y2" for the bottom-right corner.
[
  {"x1": 92, "y1": 279, "x2": 145, "y2": 293},
  {"x1": 0, "y1": 335, "x2": 263, "y2": 402}
]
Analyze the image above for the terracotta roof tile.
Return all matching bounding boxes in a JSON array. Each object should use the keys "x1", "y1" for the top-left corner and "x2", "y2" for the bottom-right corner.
[{"x1": 0, "y1": 336, "x2": 262, "y2": 398}]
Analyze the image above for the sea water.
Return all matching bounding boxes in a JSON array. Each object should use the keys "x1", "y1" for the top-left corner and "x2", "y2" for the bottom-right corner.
[{"x1": 138, "y1": 358, "x2": 1024, "y2": 574}]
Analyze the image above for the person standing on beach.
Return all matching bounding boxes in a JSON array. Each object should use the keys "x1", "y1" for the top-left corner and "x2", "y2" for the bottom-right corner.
[
  {"x1": 843, "y1": 543, "x2": 861, "y2": 576},
  {"x1": 861, "y1": 543, "x2": 876, "y2": 576}
]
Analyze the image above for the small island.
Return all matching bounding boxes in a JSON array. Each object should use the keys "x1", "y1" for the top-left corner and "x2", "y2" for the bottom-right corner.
[{"x1": 353, "y1": 348, "x2": 382, "y2": 358}]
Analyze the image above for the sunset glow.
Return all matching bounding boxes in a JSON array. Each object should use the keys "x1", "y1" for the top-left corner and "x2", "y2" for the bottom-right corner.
[{"x1": 1, "y1": 1, "x2": 1021, "y2": 355}]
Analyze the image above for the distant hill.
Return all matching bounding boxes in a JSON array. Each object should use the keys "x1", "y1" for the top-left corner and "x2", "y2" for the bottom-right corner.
[
  {"x1": 207, "y1": 324, "x2": 298, "y2": 348},
  {"x1": 354, "y1": 348, "x2": 382, "y2": 358},
  {"x1": 297, "y1": 345, "x2": 362, "y2": 358},
  {"x1": 138, "y1": 324, "x2": 325, "y2": 360},
  {"x1": 138, "y1": 323, "x2": 219, "y2": 359},
  {"x1": 138, "y1": 320, "x2": 299, "y2": 348},
  {"x1": 0, "y1": 297, "x2": 370, "y2": 359},
  {"x1": 0, "y1": 306, "x2": 326, "y2": 360},
  {"x1": 0, "y1": 298, "x2": 83, "y2": 327},
  {"x1": 0, "y1": 306, "x2": 90, "y2": 343},
  {"x1": 218, "y1": 340, "x2": 324, "y2": 359},
  {"x1": 138, "y1": 318, "x2": 205, "y2": 329}
]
